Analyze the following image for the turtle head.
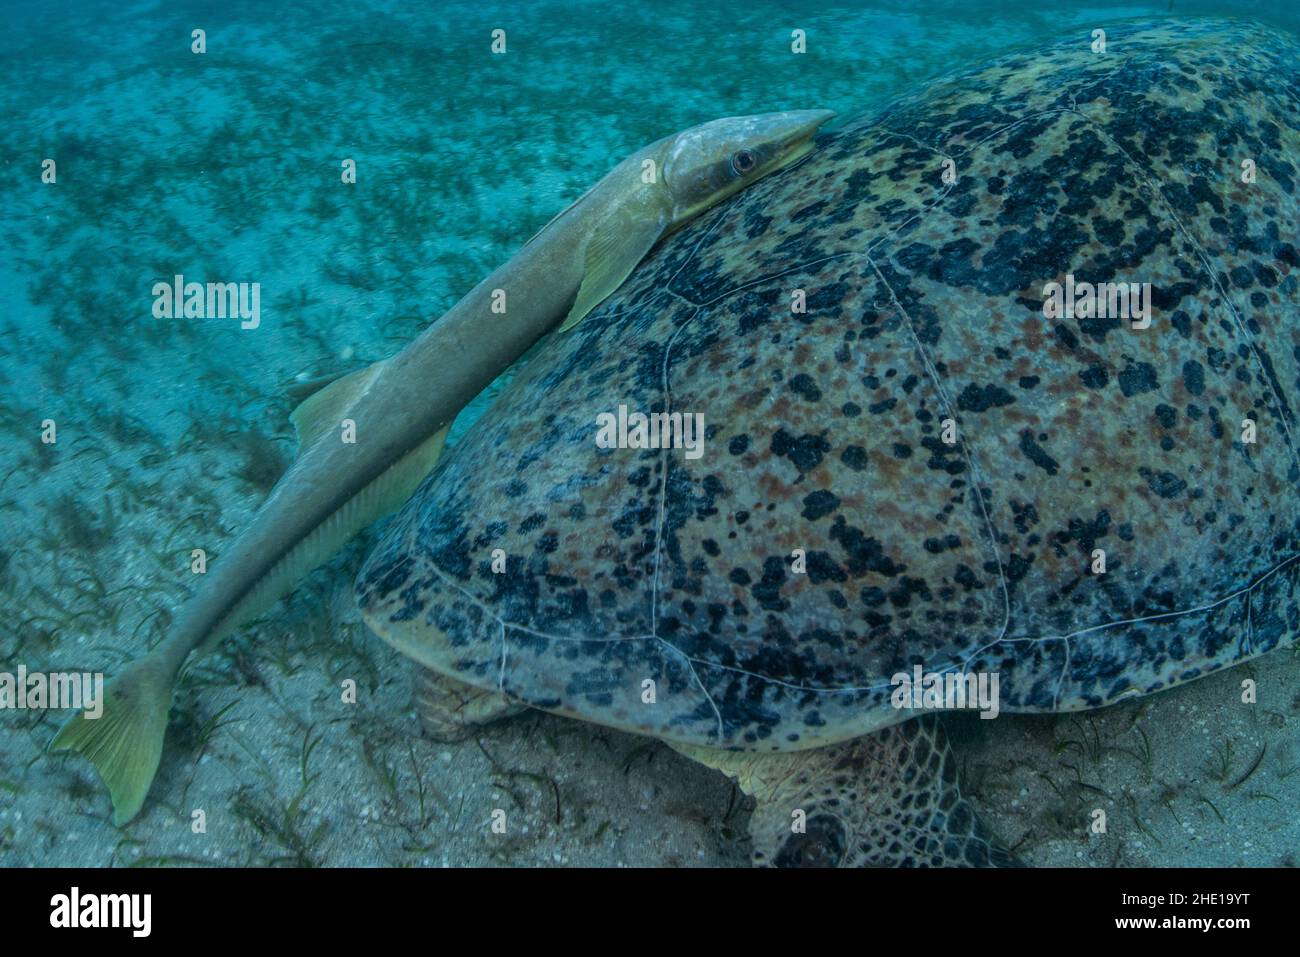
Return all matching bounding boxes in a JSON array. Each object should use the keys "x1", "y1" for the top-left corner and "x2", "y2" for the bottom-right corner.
[{"x1": 660, "y1": 109, "x2": 836, "y2": 227}]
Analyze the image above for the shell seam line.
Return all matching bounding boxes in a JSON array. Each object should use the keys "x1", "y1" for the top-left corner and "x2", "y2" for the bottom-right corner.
[
  {"x1": 411, "y1": 539, "x2": 1300, "y2": 699},
  {"x1": 1070, "y1": 103, "x2": 1300, "y2": 475}
]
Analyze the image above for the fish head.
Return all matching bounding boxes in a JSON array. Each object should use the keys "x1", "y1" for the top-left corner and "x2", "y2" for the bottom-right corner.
[{"x1": 659, "y1": 109, "x2": 836, "y2": 227}]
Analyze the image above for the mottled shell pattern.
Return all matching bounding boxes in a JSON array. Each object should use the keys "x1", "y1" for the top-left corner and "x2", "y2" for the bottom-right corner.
[{"x1": 358, "y1": 19, "x2": 1300, "y2": 753}]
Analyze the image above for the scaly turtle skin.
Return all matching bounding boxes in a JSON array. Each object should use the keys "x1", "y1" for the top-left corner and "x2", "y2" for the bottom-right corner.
[{"x1": 357, "y1": 19, "x2": 1300, "y2": 866}]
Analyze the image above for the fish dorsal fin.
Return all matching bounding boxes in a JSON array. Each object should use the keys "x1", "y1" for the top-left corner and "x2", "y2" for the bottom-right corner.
[
  {"x1": 557, "y1": 205, "x2": 666, "y2": 333},
  {"x1": 289, "y1": 359, "x2": 388, "y2": 453}
]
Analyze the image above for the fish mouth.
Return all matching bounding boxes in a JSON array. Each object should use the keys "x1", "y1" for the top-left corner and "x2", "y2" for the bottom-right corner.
[
  {"x1": 779, "y1": 138, "x2": 816, "y2": 168},
  {"x1": 772, "y1": 109, "x2": 837, "y2": 168}
]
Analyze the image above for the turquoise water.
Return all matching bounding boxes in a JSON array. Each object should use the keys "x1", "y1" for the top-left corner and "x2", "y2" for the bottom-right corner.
[{"x1": 2, "y1": 1, "x2": 1298, "y2": 866}]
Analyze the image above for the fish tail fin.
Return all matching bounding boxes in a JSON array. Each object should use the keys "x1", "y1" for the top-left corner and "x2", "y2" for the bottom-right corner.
[{"x1": 49, "y1": 652, "x2": 177, "y2": 826}]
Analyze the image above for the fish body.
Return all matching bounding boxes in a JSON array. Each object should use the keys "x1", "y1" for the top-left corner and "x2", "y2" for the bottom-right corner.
[{"x1": 51, "y1": 109, "x2": 836, "y2": 824}]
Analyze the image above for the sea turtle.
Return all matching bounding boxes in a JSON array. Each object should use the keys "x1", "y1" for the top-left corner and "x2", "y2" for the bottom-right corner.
[{"x1": 356, "y1": 18, "x2": 1300, "y2": 867}]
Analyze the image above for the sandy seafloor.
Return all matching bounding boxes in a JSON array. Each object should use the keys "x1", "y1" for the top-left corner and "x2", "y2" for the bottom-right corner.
[{"x1": 2, "y1": 0, "x2": 1298, "y2": 867}]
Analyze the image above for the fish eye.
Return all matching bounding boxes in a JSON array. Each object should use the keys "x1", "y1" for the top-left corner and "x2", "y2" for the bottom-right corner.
[{"x1": 730, "y1": 149, "x2": 757, "y2": 175}]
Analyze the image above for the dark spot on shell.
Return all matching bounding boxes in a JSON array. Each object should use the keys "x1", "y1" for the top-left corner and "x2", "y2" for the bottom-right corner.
[
  {"x1": 1018, "y1": 431, "x2": 1059, "y2": 475},
  {"x1": 1079, "y1": 365, "x2": 1109, "y2": 389},
  {"x1": 956, "y1": 382, "x2": 1015, "y2": 413},
  {"x1": 1118, "y1": 361, "x2": 1159, "y2": 397},
  {"x1": 789, "y1": 373, "x2": 822, "y2": 401},
  {"x1": 840, "y1": 445, "x2": 868, "y2": 471},
  {"x1": 801, "y1": 490, "x2": 841, "y2": 521},
  {"x1": 1143, "y1": 469, "x2": 1187, "y2": 499},
  {"x1": 771, "y1": 429, "x2": 830, "y2": 473}
]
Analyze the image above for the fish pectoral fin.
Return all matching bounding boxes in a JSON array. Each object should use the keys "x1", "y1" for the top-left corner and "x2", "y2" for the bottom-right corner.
[
  {"x1": 289, "y1": 359, "x2": 389, "y2": 453},
  {"x1": 557, "y1": 209, "x2": 666, "y2": 333}
]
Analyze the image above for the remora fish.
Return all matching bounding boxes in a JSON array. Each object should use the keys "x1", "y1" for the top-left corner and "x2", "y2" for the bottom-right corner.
[{"x1": 52, "y1": 109, "x2": 836, "y2": 825}]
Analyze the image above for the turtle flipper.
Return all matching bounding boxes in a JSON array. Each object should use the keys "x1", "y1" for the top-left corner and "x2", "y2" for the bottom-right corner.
[
  {"x1": 681, "y1": 716, "x2": 1019, "y2": 867},
  {"x1": 413, "y1": 666, "x2": 526, "y2": 742}
]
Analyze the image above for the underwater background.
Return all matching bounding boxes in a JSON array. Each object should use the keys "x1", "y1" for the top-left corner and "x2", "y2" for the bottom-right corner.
[{"x1": 2, "y1": 0, "x2": 1298, "y2": 866}]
